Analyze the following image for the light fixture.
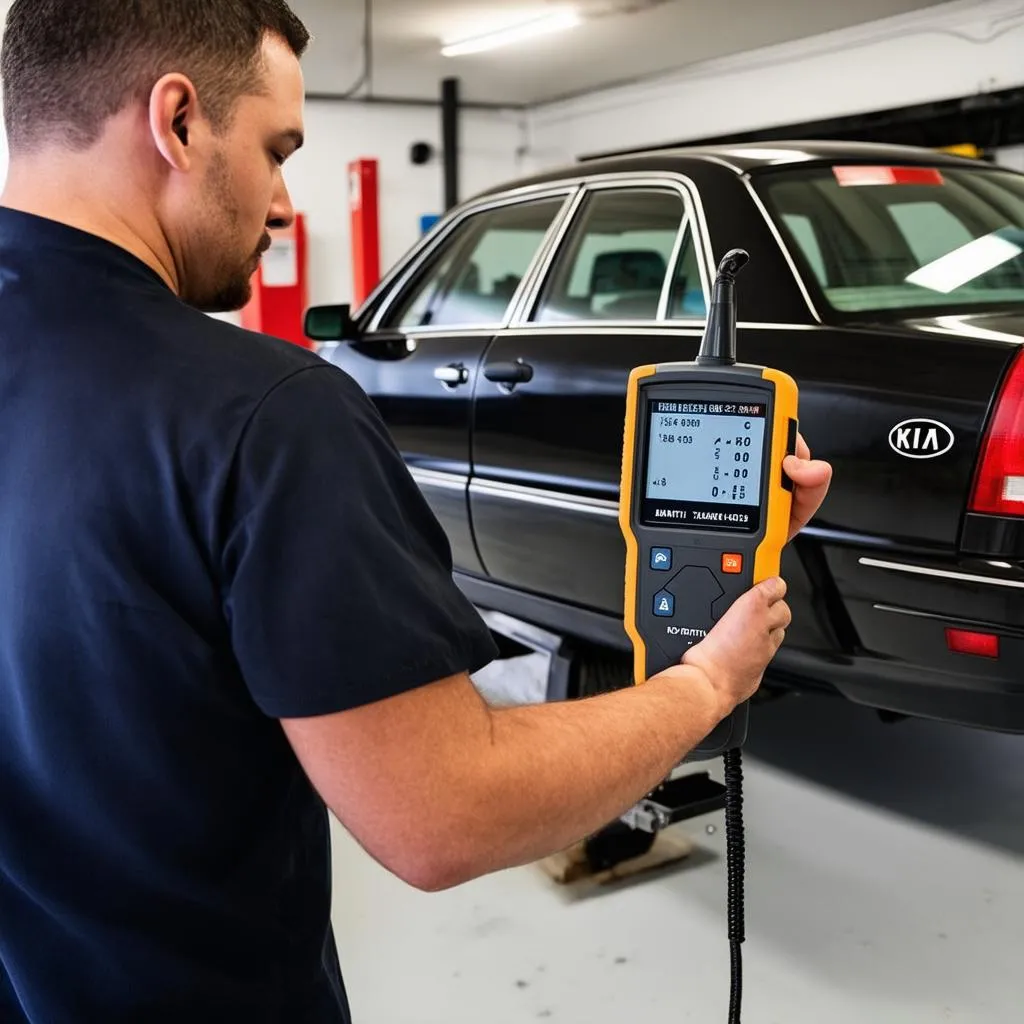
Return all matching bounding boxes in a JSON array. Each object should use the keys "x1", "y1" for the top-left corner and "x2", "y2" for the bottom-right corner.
[{"x1": 441, "y1": 8, "x2": 581, "y2": 58}]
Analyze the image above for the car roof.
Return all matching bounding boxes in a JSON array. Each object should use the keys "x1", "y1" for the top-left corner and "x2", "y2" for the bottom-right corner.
[{"x1": 475, "y1": 139, "x2": 996, "y2": 198}]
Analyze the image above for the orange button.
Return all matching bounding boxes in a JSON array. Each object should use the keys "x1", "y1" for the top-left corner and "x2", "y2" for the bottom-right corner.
[{"x1": 722, "y1": 553, "x2": 744, "y2": 574}]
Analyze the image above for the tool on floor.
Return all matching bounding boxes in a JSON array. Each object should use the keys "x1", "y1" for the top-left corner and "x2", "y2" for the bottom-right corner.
[{"x1": 618, "y1": 248, "x2": 799, "y2": 1023}]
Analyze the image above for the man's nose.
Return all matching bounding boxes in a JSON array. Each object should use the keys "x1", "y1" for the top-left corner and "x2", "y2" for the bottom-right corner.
[{"x1": 267, "y1": 180, "x2": 296, "y2": 231}]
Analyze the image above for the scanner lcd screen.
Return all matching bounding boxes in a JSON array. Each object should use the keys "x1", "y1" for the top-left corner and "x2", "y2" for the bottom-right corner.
[{"x1": 641, "y1": 399, "x2": 767, "y2": 531}]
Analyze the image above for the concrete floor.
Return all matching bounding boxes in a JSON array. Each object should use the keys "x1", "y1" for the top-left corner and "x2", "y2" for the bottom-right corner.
[{"x1": 329, "y1": 656, "x2": 1024, "y2": 1023}]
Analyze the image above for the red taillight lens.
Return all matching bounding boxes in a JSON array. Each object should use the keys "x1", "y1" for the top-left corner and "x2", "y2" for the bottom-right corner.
[
  {"x1": 969, "y1": 349, "x2": 1024, "y2": 516},
  {"x1": 945, "y1": 628, "x2": 1000, "y2": 658}
]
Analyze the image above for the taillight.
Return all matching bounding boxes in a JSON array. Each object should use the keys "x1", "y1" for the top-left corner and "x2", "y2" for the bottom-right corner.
[{"x1": 969, "y1": 348, "x2": 1024, "y2": 516}]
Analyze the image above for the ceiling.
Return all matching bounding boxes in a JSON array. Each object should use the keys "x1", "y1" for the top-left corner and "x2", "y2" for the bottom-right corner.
[{"x1": 290, "y1": 0, "x2": 952, "y2": 107}]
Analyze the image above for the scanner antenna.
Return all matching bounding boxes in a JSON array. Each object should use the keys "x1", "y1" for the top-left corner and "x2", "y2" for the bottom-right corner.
[{"x1": 697, "y1": 249, "x2": 750, "y2": 367}]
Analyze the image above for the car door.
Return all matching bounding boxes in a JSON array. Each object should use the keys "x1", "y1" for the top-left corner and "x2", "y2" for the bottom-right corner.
[
  {"x1": 470, "y1": 179, "x2": 713, "y2": 609},
  {"x1": 324, "y1": 191, "x2": 571, "y2": 576}
]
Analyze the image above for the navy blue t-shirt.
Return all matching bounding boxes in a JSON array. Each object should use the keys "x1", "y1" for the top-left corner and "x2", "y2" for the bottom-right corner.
[{"x1": 0, "y1": 208, "x2": 498, "y2": 1022}]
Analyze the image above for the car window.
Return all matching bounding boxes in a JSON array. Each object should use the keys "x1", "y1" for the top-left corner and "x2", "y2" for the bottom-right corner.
[
  {"x1": 666, "y1": 223, "x2": 709, "y2": 318},
  {"x1": 887, "y1": 201, "x2": 974, "y2": 264},
  {"x1": 781, "y1": 213, "x2": 828, "y2": 286},
  {"x1": 760, "y1": 164, "x2": 1024, "y2": 315},
  {"x1": 532, "y1": 189, "x2": 686, "y2": 322},
  {"x1": 382, "y1": 198, "x2": 565, "y2": 330}
]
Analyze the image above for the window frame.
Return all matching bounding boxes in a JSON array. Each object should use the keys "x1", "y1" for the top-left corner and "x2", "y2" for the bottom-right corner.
[
  {"x1": 368, "y1": 186, "x2": 578, "y2": 335},
  {"x1": 362, "y1": 172, "x2": 717, "y2": 336},
  {"x1": 515, "y1": 176, "x2": 713, "y2": 328}
]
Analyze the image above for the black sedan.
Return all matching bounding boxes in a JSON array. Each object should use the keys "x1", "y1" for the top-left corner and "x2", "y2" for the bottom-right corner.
[{"x1": 309, "y1": 141, "x2": 1024, "y2": 734}]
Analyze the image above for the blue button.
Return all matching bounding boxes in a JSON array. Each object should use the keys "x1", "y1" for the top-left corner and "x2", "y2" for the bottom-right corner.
[
  {"x1": 654, "y1": 591, "x2": 675, "y2": 617},
  {"x1": 650, "y1": 548, "x2": 673, "y2": 571}
]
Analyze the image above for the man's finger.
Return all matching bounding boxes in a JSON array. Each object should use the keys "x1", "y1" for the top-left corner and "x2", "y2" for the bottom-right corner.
[
  {"x1": 757, "y1": 576, "x2": 786, "y2": 601},
  {"x1": 783, "y1": 455, "x2": 832, "y2": 487},
  {"x1": 784, "y1": 456, "x2": 833, "y2": 542}
]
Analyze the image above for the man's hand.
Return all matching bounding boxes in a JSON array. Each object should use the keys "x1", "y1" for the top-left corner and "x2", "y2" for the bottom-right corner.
[
  {"x1": 783, "y1": 434, "x2": 832, "y2": 543},
  {"x1": 680, "y1": 576, "x2": 792, "y2": 717}
]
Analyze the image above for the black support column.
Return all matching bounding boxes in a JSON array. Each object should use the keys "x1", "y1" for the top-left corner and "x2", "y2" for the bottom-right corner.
[{"x1": 441, "y1": 77, "x2": 460, "y2": 211}]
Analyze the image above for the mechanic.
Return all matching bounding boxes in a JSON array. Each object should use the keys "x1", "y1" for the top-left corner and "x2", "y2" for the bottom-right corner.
[{"x1": 0, "y1": 2, "x2": 832, "y2": 1022}]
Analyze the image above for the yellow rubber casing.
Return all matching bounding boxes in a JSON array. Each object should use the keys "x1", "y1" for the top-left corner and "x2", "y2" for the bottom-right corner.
[
  {"x1": 753, "y1": 367, "x2": 799, "y2": 584},
  {"x1": 619, "y1": 365, "x2": 657, "y2": 688}
]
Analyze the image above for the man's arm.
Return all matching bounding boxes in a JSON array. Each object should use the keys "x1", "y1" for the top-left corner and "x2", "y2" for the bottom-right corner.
[
  {"x1": 283, "y1": 667, "x2": 718, "y2": 892},
  {"x1": 283, "y1": 578, "x2": 790, "y2": 892}
]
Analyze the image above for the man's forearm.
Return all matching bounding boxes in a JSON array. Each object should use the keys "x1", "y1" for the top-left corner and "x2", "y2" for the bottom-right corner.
[
  {"x1": 431, "y1": 668, "x2": 723, "y2": 888},
  {"x1": 284, "y1": 664, "x2": 726, "y2": 893}
]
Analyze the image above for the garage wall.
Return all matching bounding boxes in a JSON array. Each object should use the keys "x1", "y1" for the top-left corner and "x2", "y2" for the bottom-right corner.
[
  {"x1": 286, "y1": 101, "x2": 525, "y2": 310},
  {"x1": 994, "y1": 144, "x2": 1024, "y2": 172},
  {"x1": 526, "y1": 0, "x2": 1024, "y2": 168}
]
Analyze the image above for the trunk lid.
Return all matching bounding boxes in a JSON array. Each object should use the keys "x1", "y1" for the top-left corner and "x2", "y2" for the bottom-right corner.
[{"x1": 750, "y1": 318, "x2": 1020, "y2": 552}]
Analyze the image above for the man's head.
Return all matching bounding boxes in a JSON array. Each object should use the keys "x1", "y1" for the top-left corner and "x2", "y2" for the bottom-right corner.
[{"x1": 1, "y1": 0, "x2": 310, "y2": 311}]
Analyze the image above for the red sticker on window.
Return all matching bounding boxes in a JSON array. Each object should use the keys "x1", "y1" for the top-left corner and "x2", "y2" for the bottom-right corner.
[{"x1": 833, "y1": 166, "x2": 945, "y2": 187}]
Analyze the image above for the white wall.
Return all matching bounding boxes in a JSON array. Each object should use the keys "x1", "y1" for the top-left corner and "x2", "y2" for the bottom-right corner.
[
  {"x1": 526, "y1": 0, "x2": 1024, "y2": 169},
  {"x1": 995, "y1": 144, "x2": 1024, "y2": 172},
  {"x1": 287, "y1": 100, "x2": 526, "y2": 310}
]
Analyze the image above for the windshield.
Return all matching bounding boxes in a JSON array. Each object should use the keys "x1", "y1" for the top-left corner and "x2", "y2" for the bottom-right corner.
[{"x1": 758, "y1": 163, "x2": 1024, "y2": 316}]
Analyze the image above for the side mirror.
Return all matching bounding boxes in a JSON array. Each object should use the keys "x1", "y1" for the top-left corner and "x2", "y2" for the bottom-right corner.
[{"x1": 304, "y1": 304, "x2": 361, "y2": 342}]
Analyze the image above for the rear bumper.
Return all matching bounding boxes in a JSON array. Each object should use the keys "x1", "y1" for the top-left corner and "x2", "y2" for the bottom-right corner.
[
  {"x1": 772, "y1": 647, "x2": 1024, "y2": 733},
  {"x1": 786, "y1": 543, "x2": 1024, "y2": 732}
]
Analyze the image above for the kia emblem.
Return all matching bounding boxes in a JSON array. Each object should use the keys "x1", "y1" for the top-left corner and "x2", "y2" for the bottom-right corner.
[{"x1": 888, "y1": 418, "x2": 954, "y2": 459}]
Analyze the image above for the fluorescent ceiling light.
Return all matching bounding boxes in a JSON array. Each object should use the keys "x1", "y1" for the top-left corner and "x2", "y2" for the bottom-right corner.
[
  {"x1": 442, "y1": 9, "x2": 581, "y2": 58},
  {"x1": 905, "y1": 234, "x2": 1023, "y2": 294}
]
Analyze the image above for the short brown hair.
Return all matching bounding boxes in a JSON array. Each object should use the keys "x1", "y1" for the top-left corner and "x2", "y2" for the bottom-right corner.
[{"x1": 1, "y1": 0, "x2": 310, "y2": 154}]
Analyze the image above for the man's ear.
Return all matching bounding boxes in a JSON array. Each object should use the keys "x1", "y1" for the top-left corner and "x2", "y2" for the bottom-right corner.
[{"x1": 149, "y1": 73, "x2": 199, "y2": 172}]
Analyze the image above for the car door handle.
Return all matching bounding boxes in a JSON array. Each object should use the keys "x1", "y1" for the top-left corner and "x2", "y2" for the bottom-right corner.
[
  {"x1": 434, "y1": 363, "x2": 470, "y2": 389},
  {"x1": 483, "y1": 360, "x2": 534, "y2": 388}
]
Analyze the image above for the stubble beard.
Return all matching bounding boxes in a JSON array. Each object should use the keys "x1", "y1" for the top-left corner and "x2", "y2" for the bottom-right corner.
[{"x1": 182, "y1": 151, "x2": 270, "y2": 314}]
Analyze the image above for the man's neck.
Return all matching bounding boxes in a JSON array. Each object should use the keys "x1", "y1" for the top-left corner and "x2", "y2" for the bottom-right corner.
[{"x1": 1, "y1": 159, "x2": 180, "y2": 295}]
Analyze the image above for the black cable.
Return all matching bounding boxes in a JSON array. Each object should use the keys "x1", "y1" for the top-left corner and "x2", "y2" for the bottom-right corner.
[
  {"x1": 723, "y1": 748, "x2": 745, "y2": 1024},
  {"x1": 337, "y1": 0, "x2": 373, "y2": 99},
  {"x1": 363, "y1": 0, "x2": 373, "y2": 96}
]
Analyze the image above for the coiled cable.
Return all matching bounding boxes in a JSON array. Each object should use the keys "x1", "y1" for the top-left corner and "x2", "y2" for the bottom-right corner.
[{"x1": 723, "y1": 748, "x2": 745, "y2": 1023}]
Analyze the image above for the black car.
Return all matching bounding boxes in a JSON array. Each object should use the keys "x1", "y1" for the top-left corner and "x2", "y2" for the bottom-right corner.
[{"x1": 309, "y1": 140, "x2": 1024, "y2": 734}]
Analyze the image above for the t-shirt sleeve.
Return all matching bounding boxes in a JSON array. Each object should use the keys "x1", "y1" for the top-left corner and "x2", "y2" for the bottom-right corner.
[{"x1": 220, "y1": 364, "x2": 499, "y2": 718}]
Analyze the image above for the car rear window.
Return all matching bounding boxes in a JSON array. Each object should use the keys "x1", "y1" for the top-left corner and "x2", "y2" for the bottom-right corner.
[{"x1": 758, "y1": 163, "x2": 1024, "y2": 316}]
